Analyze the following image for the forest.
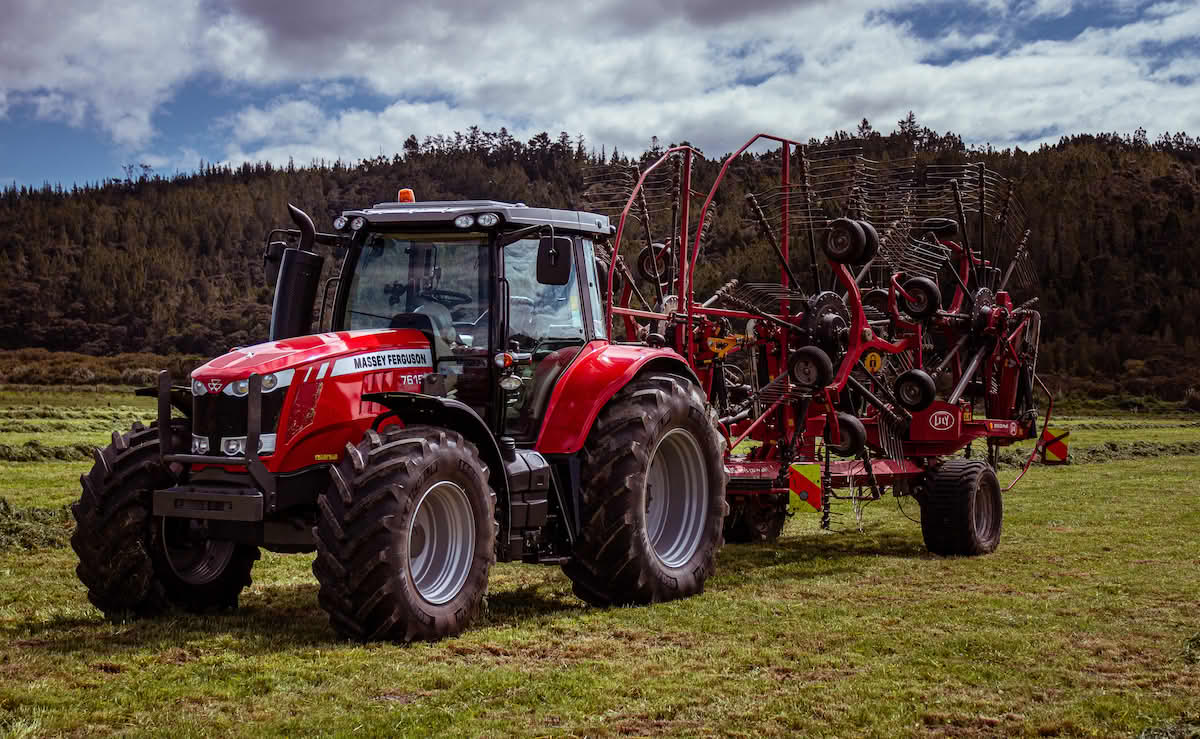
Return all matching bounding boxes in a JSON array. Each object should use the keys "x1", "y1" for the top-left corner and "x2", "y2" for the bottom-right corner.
[{"x1": 1, "y1": 115, "x2": 1198, "y2": 403}]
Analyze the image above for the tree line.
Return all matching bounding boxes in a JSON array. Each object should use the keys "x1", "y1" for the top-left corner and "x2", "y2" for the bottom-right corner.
[{"x1": 1, "y1": 115, "x2": 1198, "y2": 402}]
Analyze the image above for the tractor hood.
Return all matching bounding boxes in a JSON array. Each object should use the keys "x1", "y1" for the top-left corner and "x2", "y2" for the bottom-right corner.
[{"x1": 190, "y1": 329, "x2": 433, "y2": 394}]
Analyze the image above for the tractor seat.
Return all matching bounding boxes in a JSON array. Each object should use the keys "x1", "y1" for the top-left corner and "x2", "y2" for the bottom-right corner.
[
  {"x1": 921, "y1": 218, "x2": 959, "y2": 237},
  {"x1": 389, "y1": 312, "x2": 451, "y2": 360}
]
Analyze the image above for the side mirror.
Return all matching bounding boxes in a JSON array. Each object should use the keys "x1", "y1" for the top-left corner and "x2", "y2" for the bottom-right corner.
[
  {"x1": 263, "y1": 241, "x2": 287, "y2": 285},
  {"x1": 537, "y1": 236, "x2": 573, "y2": 285}
]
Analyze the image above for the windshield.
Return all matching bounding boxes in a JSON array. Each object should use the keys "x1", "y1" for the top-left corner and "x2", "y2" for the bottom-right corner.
[{"x1": 344, "y1": 233, "x2": 490, "y2": 355}]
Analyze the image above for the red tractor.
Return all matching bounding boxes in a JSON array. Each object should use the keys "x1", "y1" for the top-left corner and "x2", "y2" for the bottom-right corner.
[{"x1": 72, "y1": 195, "x2": 729, "y2": 641}]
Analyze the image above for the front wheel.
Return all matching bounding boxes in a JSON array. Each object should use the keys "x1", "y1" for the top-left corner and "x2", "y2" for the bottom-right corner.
[
  {"x1": 312, "y1": 426, "x2": 496, "y2": 642},
  {"x1": 563, "y1": 374, "x2": 728, "y2": 606},
  {"x1": 71, "y1": 420, "x2": 258, "y2": 617}
]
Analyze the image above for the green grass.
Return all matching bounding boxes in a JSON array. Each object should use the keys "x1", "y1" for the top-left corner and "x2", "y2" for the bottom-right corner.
[
  {"x1": 1, "y1": 457, "x2": 1198, "y2": 736},
  {"x1": 0, "y1": 387, "x2": 155, "y2": 410},
  {"x1": 0, "y1": 461, "x2": 90, "y2": 509},
  {"x1": 0, "y1": 390, "x2": 1197, "y2": 735}
]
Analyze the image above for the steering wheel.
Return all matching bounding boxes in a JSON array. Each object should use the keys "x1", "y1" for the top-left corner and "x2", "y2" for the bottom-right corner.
[{"x1": 426, "y1": 289, "x2": 473, "y2": 308}]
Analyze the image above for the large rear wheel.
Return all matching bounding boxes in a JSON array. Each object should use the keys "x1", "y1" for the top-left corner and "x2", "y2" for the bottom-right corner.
[
  {"x1": 71, "y1": 420, "x2": 259, "y2": 617},
  {"x1": 312, "y1": 426, "x2": 496, "y2": 642},
  {"x1": 563, "y1": 374, "x2": 728, "y2": 606}
]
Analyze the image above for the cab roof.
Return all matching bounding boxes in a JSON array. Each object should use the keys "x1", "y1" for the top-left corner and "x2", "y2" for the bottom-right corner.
[{"x1": 342, "y1": 200, "x2": 613, "y2": 236}]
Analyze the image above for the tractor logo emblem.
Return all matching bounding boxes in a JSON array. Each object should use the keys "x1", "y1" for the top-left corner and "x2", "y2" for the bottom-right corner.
[
  {"x1": 930, "y1": 410, "x2": 955, "y2": 431},
  {"x1": 206, "y1": 378, "x2": 224, "y2": 393}
]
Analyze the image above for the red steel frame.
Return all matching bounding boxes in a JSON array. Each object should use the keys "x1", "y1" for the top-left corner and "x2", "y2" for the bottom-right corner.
[{"x1": 604, "y1": 134, "x2": 1054, "y2": 496}]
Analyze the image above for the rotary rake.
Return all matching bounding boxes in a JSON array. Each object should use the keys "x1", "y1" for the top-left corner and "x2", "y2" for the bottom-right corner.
[{"x1": 599, "y1": 134, "x2": 1055, "y2": 551}]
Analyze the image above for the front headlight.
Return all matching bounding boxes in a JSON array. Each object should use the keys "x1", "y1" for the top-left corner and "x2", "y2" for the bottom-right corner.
[
  {"x1": 217, "y1": 434, "x2": 276, "y2": 457},
  {"x1": 192, "y1": 379, "x2": 207, "y2": 396},
  {"x1": 229, "y1": 378, "x2": 250, "y2": 397},
  {"x1": 191, "y1": 434, "x2": 209, "y2": 454},
  {"x1": 261, "y1": 373, "x2": 278, "y2": 392}
]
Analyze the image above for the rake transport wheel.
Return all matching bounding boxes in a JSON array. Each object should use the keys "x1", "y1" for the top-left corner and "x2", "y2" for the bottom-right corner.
[
  {"x1": 919, "y1": 460, "x2": 1003, "y2": 556},
  {"x1": 895, "y1": 368, "x2": 937, "y2": 412},
  {"x1": 71, "y1": 420, "x2": 259, "y2": 617},
  {"x1": 313, "y1": 425, "x2": 496, "y2": 642},
  {"x1": 563, "y1": 374, "x2": 728, "y2": 607},
  {"x1": 824, "y1": 411, "x2": 867, "y2": 457},
  {"x1": 823, "y1": 218, "x2": 867, "y2": 263},
  {"x1": 899, "y1": 277, "x2": 941, "y2": 320},
  {"x1": 723, "y1": 495, "x2": 787, "y2": 543}
]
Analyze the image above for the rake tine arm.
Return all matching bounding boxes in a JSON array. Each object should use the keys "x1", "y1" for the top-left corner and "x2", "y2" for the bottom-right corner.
[{"x1": 746, "y1": 193, "x2": 802, "y2": 288}]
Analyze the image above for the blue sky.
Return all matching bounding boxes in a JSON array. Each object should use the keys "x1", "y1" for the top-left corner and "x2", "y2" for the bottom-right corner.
[{"x1": 1, "y1": 0, "x2": 1197, "y2": 188}]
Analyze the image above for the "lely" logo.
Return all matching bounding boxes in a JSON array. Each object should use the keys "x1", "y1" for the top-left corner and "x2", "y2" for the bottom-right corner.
[{"x1": 929, "y1": 410, "x2": 955, "y2": 430}]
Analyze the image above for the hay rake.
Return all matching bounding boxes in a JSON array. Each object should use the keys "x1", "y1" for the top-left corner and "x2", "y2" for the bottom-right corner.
[{"x1": 601, "y1": 133, "x2": 1056, "y2": 552}]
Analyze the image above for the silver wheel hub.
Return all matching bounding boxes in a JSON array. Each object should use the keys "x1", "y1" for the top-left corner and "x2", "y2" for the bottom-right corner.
[
  {"x1": 644, "y1": 428, "x2": 709, "y2": 569},
  {"x1": 409, "y1": 481, "x2": 475, "y2": 605}
]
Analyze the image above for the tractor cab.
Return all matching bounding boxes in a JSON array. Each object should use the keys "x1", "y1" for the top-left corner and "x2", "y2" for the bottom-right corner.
[{"x1": 323, "y1": 197, "x2": 611, "y2": 440}]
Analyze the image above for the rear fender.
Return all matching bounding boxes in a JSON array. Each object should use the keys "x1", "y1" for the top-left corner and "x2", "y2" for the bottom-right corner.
[{"x1": 535, "y1": 342, "x2": 700, "y2": 455}]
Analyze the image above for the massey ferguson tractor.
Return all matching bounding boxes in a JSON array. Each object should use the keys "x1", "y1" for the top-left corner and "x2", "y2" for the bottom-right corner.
[
  {"x1": 71, "y1": 132, "x2": 1054, "y2": 642},
  {"x1": 71, "y1": 192, "x2": 727, "y2": 641}
]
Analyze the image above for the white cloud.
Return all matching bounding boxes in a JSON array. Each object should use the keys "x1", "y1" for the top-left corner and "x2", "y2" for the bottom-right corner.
[
  {"x1": 0, "y1": 0, "x2": 206, "y2": 147},
  {"x1": 2, "y1": 0, "x2": 1198, "y2": 167}
]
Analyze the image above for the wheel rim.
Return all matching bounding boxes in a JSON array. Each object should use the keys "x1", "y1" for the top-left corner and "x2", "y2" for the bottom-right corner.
[
  {"x1": 408, "y1": 481, "x2": 476, "y2": 605},
  {"x1": 972, "y1": 475, "x2": 998, "y2": 538},
  {"x1": 161, "y1": 519, "x2": 236, "y2": 586},
  {"x1": 906, "y1": 291, "x2": 928, "y2": 314},
  {"x1": 829, "y1": 230, "x2": 851, "y2": 256},
  {"x1": 793, "y1": 358, "x2": 818, "y2": 386},
  {"x1": 898, "y1": 380, "x2": 922, "y2": 406},
  {"x1": 644, "y1": 428, "x2": 709, "y2": 569}
]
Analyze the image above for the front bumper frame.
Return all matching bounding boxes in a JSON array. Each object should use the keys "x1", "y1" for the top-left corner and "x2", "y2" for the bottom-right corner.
[{"x1": 156, "y1": 370, "x2": 276, "y2": 521}]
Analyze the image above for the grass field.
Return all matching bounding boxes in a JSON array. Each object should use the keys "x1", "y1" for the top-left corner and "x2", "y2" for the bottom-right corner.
[{"x1": 1, "y1": 389, "x2": 1198, "y2": 737}]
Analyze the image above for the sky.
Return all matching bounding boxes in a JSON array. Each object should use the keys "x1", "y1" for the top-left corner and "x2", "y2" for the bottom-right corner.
[{"x1": 0, "y1": 0, "x2": 1197, "y2": 188}]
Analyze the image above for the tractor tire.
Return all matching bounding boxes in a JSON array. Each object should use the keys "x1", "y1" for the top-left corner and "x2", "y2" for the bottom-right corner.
[
  {"x1": 724, "y1": 496, "x2": 786, "y2": 543},
  {"x1": 919, "y1": 460, "x2": 1002, "y2": 556},
  {"x1": 562, "y1": 374, "x2": 728, "y2": 607},
  {"x1": 313, "y1": 426, "x2": 496, "y2": 642},
  {"x1": 71, "y1": 420, "x2": 259, "y2": 617}
]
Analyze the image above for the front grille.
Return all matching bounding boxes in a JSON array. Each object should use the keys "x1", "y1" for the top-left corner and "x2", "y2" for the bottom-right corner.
[{"x1": 192, "y1": 391, "x2": 286, "y2": 455}]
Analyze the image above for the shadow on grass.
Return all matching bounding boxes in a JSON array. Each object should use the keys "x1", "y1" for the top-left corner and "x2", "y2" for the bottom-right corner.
[
  {"x1": 483, "y1": 583, "x2": 587, "y2": 623},
  {"x1": 711, "y1": 526, "x2": 927, "y2": 589},
  {"x1": 11, "y1": 578, "x2": 591, "y2": 658},
  {"x1": 8, "y1": 527, "x2": 927, "y2": 657},
  {"x1": 10, "y1": 582, "x2": 338, "y2": 657}
]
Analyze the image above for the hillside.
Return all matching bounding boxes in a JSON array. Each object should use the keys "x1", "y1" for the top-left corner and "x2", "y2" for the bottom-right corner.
[{"x1": 1, "y1": 120, "x2": 1198, "y2": 401}]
